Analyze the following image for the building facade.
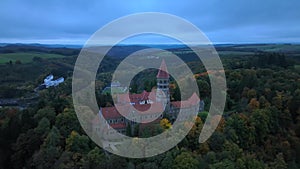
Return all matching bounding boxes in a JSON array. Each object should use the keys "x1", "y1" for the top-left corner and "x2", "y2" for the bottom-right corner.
[{"x1": 92, "y1": 59, "x2": 203, "y2": 138}]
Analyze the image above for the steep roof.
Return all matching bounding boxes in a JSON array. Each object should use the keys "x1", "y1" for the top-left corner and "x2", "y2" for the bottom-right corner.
[
  {"x1": 171, "y1": 93, "x2": 200, "y2": 108},
  {"x1": 132, "y1": 102, "x2": 164, "y2": 114},
  {"x1": 156, "y1": 59, "x2": 169, "y2": 79},
  {"x1": 101, "y1": 102, "x2": 164, "y2": 120},
  {"x1": 118, "y1": 90, "x2": 150, "y2": 104},
  {"x1": 101, "y1": 106, "x2": 128, "y2": 119},
  {"x1": 109, "y1": 123, "x2": 126, "y2": 129}
]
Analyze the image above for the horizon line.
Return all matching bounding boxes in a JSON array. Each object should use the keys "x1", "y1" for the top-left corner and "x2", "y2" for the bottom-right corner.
[{"x1": 1, "y1": 42, "x2": 300, "y2": 47}]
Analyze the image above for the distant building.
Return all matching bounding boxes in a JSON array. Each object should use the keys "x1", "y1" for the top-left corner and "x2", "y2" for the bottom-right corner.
[
  {"x1": 93, "y1": 59, "x2": 202, "y2": 138},
  {"x1": 38, "y1": 74, "x2": 64, "y2": 90},
  {"x1": 111, "y1": 81, "x2": 121, "y2": 87}
]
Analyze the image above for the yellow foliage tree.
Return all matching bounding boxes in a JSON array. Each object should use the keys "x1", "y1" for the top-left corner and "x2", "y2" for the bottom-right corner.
[{"x1": 160, "y1": 118, "x2": 172, "y2": 130}]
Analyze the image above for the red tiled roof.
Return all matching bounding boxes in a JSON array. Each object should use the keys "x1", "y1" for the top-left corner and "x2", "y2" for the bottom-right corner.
[
  {"x1": 118, "y1": 90, "x2": 150, "y2": 104},
  {"x1": 101, "y1": 106, "x2": 128, "y2": 119},
  {"x1": 110, "y1": 123, "x2": 126, "y2": 129},
  {"x1": 171, "y1": 93, "x2": 200, "y2": 108},
  {"x1": 157, "y1": 59, "x2": 169, "y2": 78},
  {"x1": 134, "y1": 103, "x2": 151, "y2": 111},
  {"x1": 101, "y1": 102, "x2": 164, "y2": 120},
  {"x1": 133, "y1": 102, "x2": 164, "y2": 114}
]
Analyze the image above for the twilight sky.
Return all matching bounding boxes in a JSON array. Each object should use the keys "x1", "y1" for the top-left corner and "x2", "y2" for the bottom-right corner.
[{"x1": 0, "y1": 0, "x2": 299, "y2": 44}]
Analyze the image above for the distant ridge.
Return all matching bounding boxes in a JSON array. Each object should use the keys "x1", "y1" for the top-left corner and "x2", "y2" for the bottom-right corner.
[
  {"x1": 0, "y1": 43, "x2": 83, "y2": 49},
  {"x1": 1, "y1": 43, "x2": 300, "y2": 58},
  {"x1": 0, "y1": 44, "x2": 81, "y2": 56}
]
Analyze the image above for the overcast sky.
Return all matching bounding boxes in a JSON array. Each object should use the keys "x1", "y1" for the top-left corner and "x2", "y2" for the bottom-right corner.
[{"x1": 0, "y1": 0, "x2": 299, "y2": 44}]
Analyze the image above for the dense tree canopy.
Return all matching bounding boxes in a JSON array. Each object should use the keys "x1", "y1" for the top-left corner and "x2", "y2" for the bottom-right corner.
[{"x1": 0, "y1": 49, "x2": 299, "y2": 168}]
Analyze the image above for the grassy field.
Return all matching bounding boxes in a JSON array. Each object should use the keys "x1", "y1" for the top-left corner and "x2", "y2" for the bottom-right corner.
[{"x1": 0, "y1": 52, "x2": 66, "y2": 64}]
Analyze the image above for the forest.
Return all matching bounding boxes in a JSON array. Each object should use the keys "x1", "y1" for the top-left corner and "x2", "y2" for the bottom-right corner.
[{"x1": 0, "y1": 44, "x2": 300, "y2": 169}]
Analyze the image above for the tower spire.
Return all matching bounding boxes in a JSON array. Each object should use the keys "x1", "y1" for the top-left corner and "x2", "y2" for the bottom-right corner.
[
  {"x1": 156, "y1": 59, "x2": 170, "y2": 112},
  {"x1": 156, "y1": 59, "x2": 169, "y2": 78}
]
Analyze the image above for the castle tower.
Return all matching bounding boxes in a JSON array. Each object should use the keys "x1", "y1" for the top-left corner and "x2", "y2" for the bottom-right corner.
[{"x1": 156, "y1": 59, "x2": 170, "y2": 112}]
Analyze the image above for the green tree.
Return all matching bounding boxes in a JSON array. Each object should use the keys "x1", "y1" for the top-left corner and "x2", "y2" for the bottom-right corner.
[
  {"x1": 259, "y1": 96, "x2": 271, "y2": 108},
  {"x1": 269, "y1": 153, "x2": 288, "y2": 169},
  {"x1": 210, "y1": 159, "x2": 235, "y2": 169},
  {"x1": 289, "y1": 89, "x2": 300, "y2": 122},
  {"x1": 43, "y1": 126, "x2": 61, "y2": 147},
  {"x1": 82, "y1": 147, "x2": 107, "y2": 169},
  {"x1": 173, "y1": 152, "x2": 199, "y2": 169},
  {"x1": 65, "y1": 131, "x2": 90, "y2": 153},
  {"x1": 197, "y1": 79, "x2": 210, "y2": 98},
  {"x1": 186, "y1": 116, "x2": 203, "y2": 151},
  {"x1": 11, "y1": 129, "x2": 42, "y2": 169},
  {"x1": 161, "y1": 151, "x2": 175, "y2": 169},
  {"x1": 172, "y1": 84, "x2": 181, "y2": 101},
  {"x1": 222, "y1": 141, "x2": 243, "y2": 161},
  {"x1": 34, "y1": 107, "x2": 56, "y2": 124},
  {"x1": 34, "y1": 117, "x2": 50, "y2": 136},
  {"x1": 107, "y1": 155, "x2": 128, "y2": 169},
  {"x1": 236, "y1": 154, "x2": 266, "y2": 169},
  {"x1": 240, "y1": 70, "x2": 258, "y2": 89},
  {"x1": 32, "y1": 146, "x2": 61, "y2": 169},
  {"x1": 32, "y1": 126, "x2": 62, "y2": 169},
  {"x1": 224, "y1": 114, "x2": 255, "y2": 149},
  {"x1": 55, "y1": 108, "x2": 81, "y2": 137},
  {"x1": 53, "y1": 151, "x2": 82, "y2": 169},
  {"x1": 250, "y1": 109, "x2": 271, "y2": 144},
  {"x1": 136, "y1": 162, "x2": 159, "y2": 169},
  {"x1": 130, "y1": 82, "x2": 138, "y2": 93},
  {"x1": 208, "y1": 131, "x2": 225, "y2": 152}
]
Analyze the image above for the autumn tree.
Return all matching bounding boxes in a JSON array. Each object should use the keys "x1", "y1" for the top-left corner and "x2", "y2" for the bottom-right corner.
[{"x1": 160, "y1": 118, "x2": 171, "y2": 130}]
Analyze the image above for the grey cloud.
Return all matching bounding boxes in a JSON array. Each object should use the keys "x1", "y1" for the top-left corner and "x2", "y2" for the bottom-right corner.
[{"x1": 0, "y1": 0, "x2": 299, "y2": 44}]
